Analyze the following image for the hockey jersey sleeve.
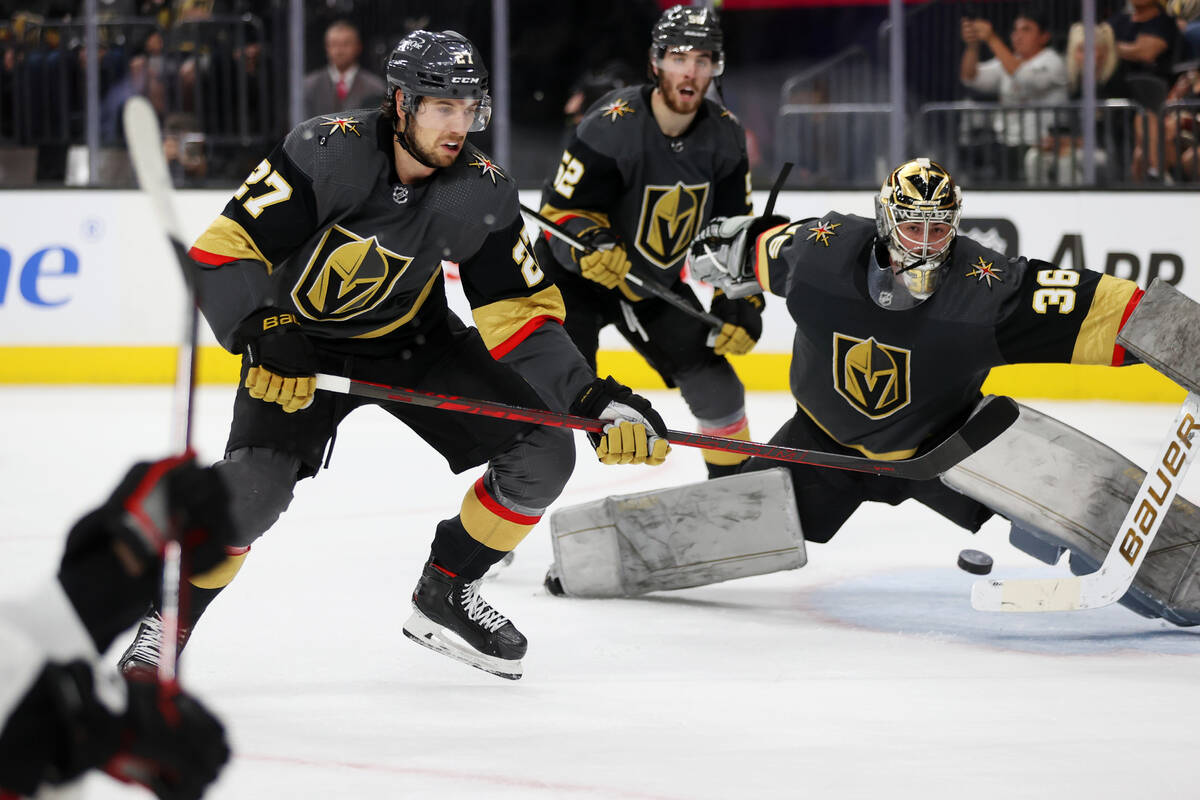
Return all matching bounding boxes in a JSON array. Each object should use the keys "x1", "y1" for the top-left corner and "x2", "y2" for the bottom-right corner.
[
  {"x1": 186, "y1": 134, "x2": 322, "y2": 350},
  {"x1": 995, "y1": 261, "x2": 1143, "y2": 366},
  {"x1": 458, "y1": 211, "x2": 594, "y2": 410},
  {"x1": 538, "y1": 136, "x2": 625, "y2": 267},
  {"x1": 747, "y1": 218, "x2": 818, "y2": 298}
]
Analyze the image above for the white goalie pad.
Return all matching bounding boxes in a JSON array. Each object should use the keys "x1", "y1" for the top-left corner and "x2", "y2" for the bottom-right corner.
[
  {"x1": 548, "y1": 469, "x2": 805, "y2": 598},
  {"x1": 942, "y1": 403, "x2": 1200, "y2": 624},
  {"x1": 1117, "y1": 278, "x2": 1200, "y2": 395}
]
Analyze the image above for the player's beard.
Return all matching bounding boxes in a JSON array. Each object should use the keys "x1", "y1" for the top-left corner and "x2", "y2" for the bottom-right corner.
[
  {"x1": 659, "y1": 74, "x2": 708, "y2": 115},
  {"x1": 403, "y1": 121, "x2": 463, "y2": 169}
]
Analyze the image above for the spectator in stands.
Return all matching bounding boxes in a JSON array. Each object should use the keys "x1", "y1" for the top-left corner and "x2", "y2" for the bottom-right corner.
[
  {"x1": 1162, "y1": 66, "x2": 1200, "y2": 180},
  {"x1": 163, "y1": 111, "x2": 206, "y2": 186},
  {"x1": 1109, "y1": 0, "x2": 1181, "y2": 181},
  {"x1": 960, "y1": 5, "x2": 1068, "y2": 183},
  {"x1": 1026, "y1": 21, "x2": 1120, "y2": 185},
  {"x1": 302, "y1": 20, "x2": 386, "y2": 118},
  {"x1": 1170, "y1": 0, "x2": 1200, "y2": 57}
]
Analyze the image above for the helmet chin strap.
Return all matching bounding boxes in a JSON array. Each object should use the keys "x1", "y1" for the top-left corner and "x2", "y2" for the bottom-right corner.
[{"x1": 395, "y1": 109, "x2": 441, "y2": 170}]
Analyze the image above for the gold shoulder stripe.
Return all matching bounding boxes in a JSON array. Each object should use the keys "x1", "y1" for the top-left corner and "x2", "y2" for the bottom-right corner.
[
  {"x1": 192, "y1": 215, "x2": 273, "y2": 272},
  {"x1": 1070, "y1": 274, "x2": 1139, "y2": 365},
  {"x1": 472, "y1": 285, "x2": 566, "y2": 352}
]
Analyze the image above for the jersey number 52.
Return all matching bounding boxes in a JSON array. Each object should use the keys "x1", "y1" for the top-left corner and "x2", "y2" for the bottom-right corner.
[{"x1": 552, "y1": 151, "x2": 584, "y2": 199}]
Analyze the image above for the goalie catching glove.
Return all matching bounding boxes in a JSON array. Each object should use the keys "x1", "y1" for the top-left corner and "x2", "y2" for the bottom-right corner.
[
  {"x1": 572, "y1": 227, "x2": 632, "y2": 289},
  {"x1": 571, "y1": 376, "x2": 671, "y2": 465},
  {"x1": 236, "y1": 308, "x2": 317, "y2": 413},
  {"x1": 709, "y1": 290, "x2": 764, "y2": 356},
  {"x1": 688, "y1": 214, "x2": 788, "y2": 299}
]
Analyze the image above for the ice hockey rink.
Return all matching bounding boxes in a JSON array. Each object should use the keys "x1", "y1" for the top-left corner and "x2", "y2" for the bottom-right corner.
[{"x1": 4, "y1": 385, "x2": 1200, "y2": 800}]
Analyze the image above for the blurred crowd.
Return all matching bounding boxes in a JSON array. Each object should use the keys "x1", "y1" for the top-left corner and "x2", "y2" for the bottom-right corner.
[{"x1": 0, "y1": 0, "x2": 1197, "y2": 189}]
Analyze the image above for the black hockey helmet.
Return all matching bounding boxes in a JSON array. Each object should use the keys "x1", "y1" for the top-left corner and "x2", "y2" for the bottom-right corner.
[
  {"x1": 650, "y1": 4, "x2": 725, "y2": 76},
  {"x1": 385, "y1": 29, "x2": 491, "y2": 131}
]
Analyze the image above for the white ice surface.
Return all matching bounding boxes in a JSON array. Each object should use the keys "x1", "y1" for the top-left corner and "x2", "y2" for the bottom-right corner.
[{"x1": 3, "y1": 387, "x2": 1200, "y2": 800}]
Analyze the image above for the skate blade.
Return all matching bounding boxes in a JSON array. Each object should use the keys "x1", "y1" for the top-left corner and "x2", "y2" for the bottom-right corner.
[{"x1": 402, "y1": 609, "x2": 523, "y2": 681}]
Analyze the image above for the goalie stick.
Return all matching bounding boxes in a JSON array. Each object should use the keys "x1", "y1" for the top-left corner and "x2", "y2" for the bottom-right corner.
[
  {"x1": 316, "y1": 374, "x2": 1019, "y2": 479},
  {"x1": 122, "y1": 95, "x2": 195, "y2": 685},
  {"x1": 972, "y1": 391, "x2": 1200, "y2": 613}
]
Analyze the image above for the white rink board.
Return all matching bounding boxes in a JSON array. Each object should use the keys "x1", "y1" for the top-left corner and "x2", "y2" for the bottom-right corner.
[{"x1": 0, "y1": 189, "x2": 1194, "y2": 352}]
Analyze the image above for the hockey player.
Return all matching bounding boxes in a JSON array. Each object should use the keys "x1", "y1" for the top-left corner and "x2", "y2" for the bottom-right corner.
[
  {"x1": 116, "y1": 29, "x2": 669, "y2": 682},
  {"x1": 548, "y1": 158, "x2": 1200, "y2": 625},
  {"x1": 0, "y1": 455, "x2": 232, "y2": 799},
  {"x1": 535, "y1": 4, "x2": 759, "y2": 479}
]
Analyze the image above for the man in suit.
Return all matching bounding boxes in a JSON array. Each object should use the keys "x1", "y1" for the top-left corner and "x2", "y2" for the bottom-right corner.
[{"x1": 303, "y1": 20, "x2": 387, "y2": 118}]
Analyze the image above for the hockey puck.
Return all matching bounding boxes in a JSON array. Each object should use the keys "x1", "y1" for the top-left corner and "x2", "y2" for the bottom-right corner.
[{"x1": 957, "y1": 549, "x2": 993, "y2": 575}]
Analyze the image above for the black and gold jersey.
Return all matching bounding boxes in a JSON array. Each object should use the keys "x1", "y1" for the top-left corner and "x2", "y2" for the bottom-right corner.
[
  {"x1": 188, "y1": 109, "x2": 563, "y2": 360},
  {"x1": 538, "y1": 85, "x2": 751, "y2": 296},
  {"x1": 752, "y1": 213, "x2": 1143, "y2": 460}
]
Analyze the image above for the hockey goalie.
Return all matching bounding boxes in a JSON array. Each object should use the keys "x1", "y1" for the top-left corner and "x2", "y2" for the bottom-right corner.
[{"x1": 544, "y1": 157, "x2": 1200, "y2": 627}]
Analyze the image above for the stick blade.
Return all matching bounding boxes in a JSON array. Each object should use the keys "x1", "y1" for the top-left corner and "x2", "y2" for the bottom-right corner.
[{"x1": 971, "y1": 575, "x2": 1086, "y2": 612}]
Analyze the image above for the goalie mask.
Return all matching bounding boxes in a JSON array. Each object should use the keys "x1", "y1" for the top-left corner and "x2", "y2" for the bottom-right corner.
[
  {"x1": 650, "y1": 4, "x2": 725, "y2": 77},
  {"x1": 873, "y1": 158, "x2": 961, "y2": 303},
  {"x1": 385, "y1": 30, "x2": 492, "y2": 133}
]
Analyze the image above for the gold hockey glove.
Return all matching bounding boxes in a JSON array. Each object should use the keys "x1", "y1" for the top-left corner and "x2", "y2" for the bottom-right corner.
[
  {"x1": 571, "y1": 376, "x2": 671, "y2": 466},
  {"x1": 236, "y1": 309, "x2": 317, "y2": 414},
  {"x1": 575, "y1": 228, "x2": 632, "y2": 289},
  {"x1": 710, "y1": 290, "x2": 765, "y2": 356}
]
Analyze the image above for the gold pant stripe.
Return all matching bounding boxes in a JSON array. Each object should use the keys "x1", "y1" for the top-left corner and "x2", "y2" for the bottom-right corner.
[
  {"x1": 459, "y1": 481, "x2": 539, "y2": 552},
  {"x1": 701, "y1": 423, "x2": 752, "y2": 466},
  {"x1": 190, "y1": 550, "x2": 248, "y2": 590}
]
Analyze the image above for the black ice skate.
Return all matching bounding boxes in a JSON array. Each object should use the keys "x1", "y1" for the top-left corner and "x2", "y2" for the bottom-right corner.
[
  {"x1": 403, "y1": 561, "x2": 527, "y2": 680},
  {"x1": 118, "y1": 607, "x2": 191, "y2": 680}
]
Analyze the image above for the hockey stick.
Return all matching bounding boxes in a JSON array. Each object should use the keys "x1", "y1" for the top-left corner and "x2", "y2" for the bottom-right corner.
[
  {"x1": 762, "y1": 161, "x2": 793, "y2": 218},
  {"x1": 972, "y1": 391, "x2": 1200, "y2": 613},
  {"x1": 123, "y1": 95, "x2": 196, "y2": 685},
  {"x1": 518, "y1": 204, "x2": 726, "y2": 331},
  {"x1": 316, "y1": 374, "x2": 1018, "y2": 479}
]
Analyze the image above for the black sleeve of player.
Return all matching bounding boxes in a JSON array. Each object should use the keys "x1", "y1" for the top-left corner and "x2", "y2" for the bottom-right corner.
[
  {"x1": 711, "y1": 155, "x2": 752, "y2": 217},
  {"x1": 459, "y1": 216, "x2": 543, "y2": 308},
  {"x1": 995, "y1": 259, "x2": 1105, "y2": 364},
  {"x1": 218, "y1": 141, "x2": 320, "y2": 266}
]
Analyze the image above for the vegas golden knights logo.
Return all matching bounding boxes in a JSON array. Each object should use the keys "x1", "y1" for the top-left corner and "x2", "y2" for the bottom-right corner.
[
  {"x1": 634, "y1": 181, "x2": 709, "y2": 269},
  {"x1": 833, "y1": 333, "x2": 911, "y2": 418},
  {"x1": 291, "y1": 225, "x2": 412, "y2": 322}
]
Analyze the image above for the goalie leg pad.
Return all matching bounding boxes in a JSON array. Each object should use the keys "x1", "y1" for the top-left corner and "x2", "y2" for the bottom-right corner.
[
  {"x1": 942, "y1": 402, "x2": 1200, "y2": 625},
  {"x1": 548, "y1": 469, "x2": 805, "y2": 598}
]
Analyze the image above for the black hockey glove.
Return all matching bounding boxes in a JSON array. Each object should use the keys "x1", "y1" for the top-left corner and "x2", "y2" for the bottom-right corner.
[
  {"x1": 571, "y1": 376, "x2": 671, "y2": 465},
  {"x1": 709, "y1": 290, "x2": 765, "y2": 356},
  {"x1": 58, "y1": 454, "x2": 235, "y2": 652},
  {"x1": 0, "y1": 660, "x2": 123, "y2": 796},
  {"x1": 235, "y1": 308, "x2": 318, "y2": 413},
  {"x1": 573, "y1": 227, "x2": 632, "y2": 289},
  {"x1": 104, "y1": 678, "x2": 230, "y2": 800}
]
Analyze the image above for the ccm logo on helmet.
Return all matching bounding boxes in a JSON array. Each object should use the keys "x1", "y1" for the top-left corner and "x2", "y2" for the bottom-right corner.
[
  {"x1": 1119, "y1": 412, "x2": 1200, "y2": 565},
  {"x1": 451, "y1": 77, "x2": 480, "y2": 84}
]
